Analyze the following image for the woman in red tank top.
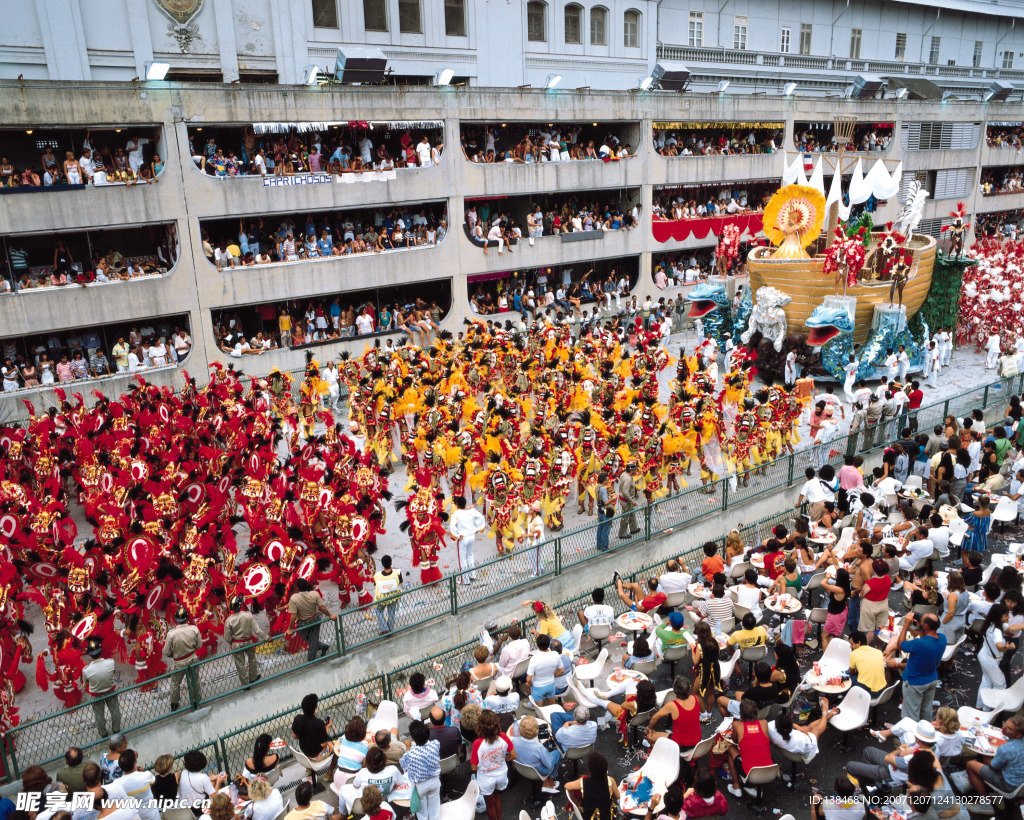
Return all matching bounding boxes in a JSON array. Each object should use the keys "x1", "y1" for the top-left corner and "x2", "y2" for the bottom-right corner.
[
  {"x1": 725, "y1": 700, "x2": 773, "y2": 796},
  {"x1": 644, "y1": 676, "x2": 702, "y2": 751}
]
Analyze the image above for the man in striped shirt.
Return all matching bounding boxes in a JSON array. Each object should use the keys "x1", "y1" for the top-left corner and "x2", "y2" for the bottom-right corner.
[{"x1": 694, "y1": 585, "x2": 735, "y2": 625}]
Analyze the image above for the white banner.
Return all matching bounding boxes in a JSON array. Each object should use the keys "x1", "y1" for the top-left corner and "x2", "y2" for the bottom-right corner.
[{"x1": 262, "y1": 173, "x2": 333, "y2": 187}]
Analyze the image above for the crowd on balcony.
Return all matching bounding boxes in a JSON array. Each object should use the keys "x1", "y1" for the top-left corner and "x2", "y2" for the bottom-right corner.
[
  {"x1": 461, "y1": 123, "x2": 634, "y2": 163},
  {"x1": 793, "y1": 123, "x2": 893, "y2": 153},
  {"x1": 468, "y1": 262, "x2": 638, "y2": 319},
  {"x1": 0, "y1": 127, "x2": 163, "y2": 190},
  {"x1": 652, "y1": 125, "x2": 782, "y2": 157},
  {"x1": 650, "y1": 250, "x2": 739, "y2": 287},
  {"x1": 976, "y1": 211, "x2": 1024, "y2": 241},
  {"x1": 465, "y1": 192, "x2": 637, "y2": 253},
  {"x1": 0, "y1": 316, "x2": 190, "y2": 393},
  {"x1": 1, "y1": 225, "x2": 177, "y2": 293},
  {"x1": 213, "y1": 284, "x2": 451, "y2": 355},
  {"x1": 981, "y1": 168, "x2": 1024, "y2": 196},
  {"x1": 201, "y1": 206, "x2": 448, "y2": 270},
  {"x1": 986, "y1": 125, "x2": 1024, "y2": 150},
  {"x1": 188, "y1": 123, "x2": 444, "y2": 177},
  {"x1": 652, "y1": 182, "x2": 775, "y2": 220}
]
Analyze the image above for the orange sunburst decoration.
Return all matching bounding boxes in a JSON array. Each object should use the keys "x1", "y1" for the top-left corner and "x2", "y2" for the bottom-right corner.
[{"x1": 763, "y1": 184, "x2": 826, "y2": 260}]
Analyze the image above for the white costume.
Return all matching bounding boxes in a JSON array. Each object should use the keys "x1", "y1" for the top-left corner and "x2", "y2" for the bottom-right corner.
[
  {"x1": 449, "y1": 505, "x2": 487, "y2": 584},
  {"x1": 986, "y1": 333, "x2": 1001, "y2": 370}
]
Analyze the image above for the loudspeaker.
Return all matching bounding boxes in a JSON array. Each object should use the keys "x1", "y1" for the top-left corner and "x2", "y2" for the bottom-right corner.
[
  {"x1": 984, "y1": 80, "x2": 1015, "y2": 102},
  {"x1": 652, "y1": 60, "x2": 690, "y2": 91},
  {"x1": 849, "y1": 73, "x2": 885, "y2": 99},
  {"x1": 334, "y1": 46, "x2": 387, "y2": 84}
]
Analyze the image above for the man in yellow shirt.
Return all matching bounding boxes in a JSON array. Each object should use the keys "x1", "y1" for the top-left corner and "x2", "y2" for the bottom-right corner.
[
  {"x1": 726, "y1": 613, "x2": 768, "y2": 650},
  {"x1": 111, "y1": 336, "x2": 130, "y2": 373},
  {"x1": 849, "y1": 630, "x2": 888, "y2": 694}
]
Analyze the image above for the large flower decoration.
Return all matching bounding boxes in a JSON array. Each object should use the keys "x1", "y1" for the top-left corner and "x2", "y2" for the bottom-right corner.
[
  {"x1": 763, "y1": 185, "x2": 826, "y2": 259},
  {"x1": 717, "y1": 224, "x2": 742, "y2": 268}
]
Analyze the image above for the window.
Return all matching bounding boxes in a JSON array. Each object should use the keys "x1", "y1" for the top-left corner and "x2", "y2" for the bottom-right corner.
[
  {"x1": 565, "y1": 4, "x2": 582, "y2": 44},
  {"x1": 623, "y1": 9, "x2": 640, "y2": 47},
  {"x1": 528, "y1": 1, "x2": 546, "y2": 42},
  {"x1": 850, "y1": 28, "x2": 861, "y2": 59},
  {"x1": 399, "y1": 0, "x2": 421, "y2": 33},
  {"x1": 895, "y1": 32, "x2": 906, "y2": 61},
  {"x1": 800, "y1": 23, "x2": 812, "y2": 55},
  {"x1": 1004, "y1": 50, "x2": 1015, "y2": 69},
  {"x1": 311, "y1": 0, "x2": 338, "y2": 28},
  {"x1": 733, "y1": 16, "x2": 747, "y2": 51},
  {"x1": 591, "y1": 7, "x2": 607, "y2": 45},
  {"x1": 444, "y1": 0, "x2": 465, "y2": 36},
  {"x1": 363, "y1": 0, "x2": 387, "y2": 31},
  {"x1": 974, "y1": 40, "x2": 983, "y2": 68},
  {"x1": 780, "y1": 26, "x2": 790, "y2": 54},
  {"x1": 929, "y1": 36, "x2": 940, "y2": 64},
  {"x1": 689, "y1": 11, "x2": 703, "y2": 48}
]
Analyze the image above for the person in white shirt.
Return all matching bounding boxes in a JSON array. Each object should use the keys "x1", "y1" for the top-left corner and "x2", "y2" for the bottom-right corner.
[
  {"x1": 873, "y1": 474, "x2": 903, "y2": 499},
  {"x1": 355, "y1": 309, "x2": 374, "y2": 336},
  {"x1": 898, "y1": 527, "x2": 937, "y2": 572},
  {"x1": 576, "y1": 587, "x2": 615, "y2": 635},
  {"x1": 448, "y1": 496, "x2": 486, "y2": 584},
  {"x1": 415, "y1": 136, "x2": 432, "y2": 167},
  {"x1": 927, "y1": 514, "x2": 950, "y2": 558},
  {"x1": 926, "y1": 341, "x2": 940, "y2": 388},
  {"x1": 883, "y1": 349, "x2": 898, "y2": 382},
  {"x1": 896, "y1": 345, "x2": 910, "y2": 384},
  {"x1": 843, "y1": 357, "x2": 860, "y2": 403},
  {"x1": 322, "y1": 361, "x2": 340, "y2": 409},
  {"x1": 485, "y1": 224, "x2": 505, "y2": 255},
  {"x1": 986, "y1": 331, "x2": 1001, "y2": 370},
  {"x1": 526, "y1": 634, "x2": 563, "y2": 704},
  {"x1": 401, "y1": 673, "x2": 439, "y2": 720},
  {"x1": 112, "y1": 750, "x2": 159, "y2": 820},
  {"x1": 126, "y1": 136, "x2": 150, "y2": 176},
  {"x1": 358, "y1": 136, "x2": 374, "y2": 166},
  {"x1": 483, "y1": 676, "x2": 520, "y2": 717},
  {"x1": 245, "y1": 778, "x2": 284, "y2": 820},
  {"x1": 940, "y1": 328, "x2": 953, "y2": 367},
  {"x1": 768, "y1": 707, "x2": 837, "y2": 767},
  {"x1": 784, "y1": 350, "x2": 797, "y2": 388},
  {"x1": 796, "y1": 466, "x2": 835, "y2": 521},
  {"x1": 494, "y1": 625, "x2": 531, "y2": 679}
]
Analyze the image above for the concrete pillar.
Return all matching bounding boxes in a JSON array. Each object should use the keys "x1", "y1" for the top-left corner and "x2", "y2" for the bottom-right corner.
[
  {"x1": 33, "y1": 0, "x2": 91, "y2": 80},
  {"x1": 212, "y1": 0, "x2": 240, "y2": 82}
]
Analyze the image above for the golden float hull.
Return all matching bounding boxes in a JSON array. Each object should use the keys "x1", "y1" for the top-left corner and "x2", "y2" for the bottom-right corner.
[{"x1": 746, "y1": 235, "x2": 936, "y2": 345}]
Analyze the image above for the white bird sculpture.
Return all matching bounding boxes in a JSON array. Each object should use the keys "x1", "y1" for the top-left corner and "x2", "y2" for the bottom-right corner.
[{"x1": 895, "y1": 179, "x2": 929, "y2": 237}]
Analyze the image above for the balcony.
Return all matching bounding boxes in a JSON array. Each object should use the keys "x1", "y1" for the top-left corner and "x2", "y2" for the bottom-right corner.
[
  {"x1": 183, "y1": 161, "x2": 454, "y2": 218},
  {"x1": 458, "y1": 224, "x2": 644, "y2": 276},
  {"x1": 648, "y1": 151, "x2": 778, "y2": 188},
  {"x1": 460, "y1": 155, "x2": 645, "y2": 198},
  {"x1": 977, "y1": 190, "x2": 1024, "y2": 214},
  {"x1": 0, "y1": 171, "x2": 182, "y2": 234}
]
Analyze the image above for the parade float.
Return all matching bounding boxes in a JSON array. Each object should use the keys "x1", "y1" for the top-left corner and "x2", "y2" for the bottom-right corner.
[{"x1": 738, "y1": 117, "x2": 954, "y2": 382}]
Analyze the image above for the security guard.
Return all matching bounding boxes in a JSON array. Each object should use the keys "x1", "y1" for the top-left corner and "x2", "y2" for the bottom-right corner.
[
  {"x1": 162, "y1": 607, "x2": 202, "y2": 711},
  {"x1": 81, "y1": 638, "x2": 121, "y2": 738},
  {"x1": 223, "y1": 595, "x2": 267, "y2": 688}
]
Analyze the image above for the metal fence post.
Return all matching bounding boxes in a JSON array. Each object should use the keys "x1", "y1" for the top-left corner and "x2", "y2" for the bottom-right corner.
[
  {"x1": 555, "y1": 537, "x2": 562, "y2": 575},
  {"x1": 449, "y1": 575, "x2": 458, "y2": 617},
  {"x1": 984, "y1": 384, "x2": 990, "y2": 408},
  {"x1": 335, "y1": 616, "x2": 344, "y2": 657},
  {"x1": 722, "y1": 478, "x2": 729, "y2": 512},
  {"x1": 786, "y1": 452, "x2": 794, "y2": 486},
  {"x1": 644, "y1": 504, "x2": 652, "y2": 541}
]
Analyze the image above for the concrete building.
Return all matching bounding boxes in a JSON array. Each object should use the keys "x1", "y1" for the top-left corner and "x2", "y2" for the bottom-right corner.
[{"x1": 1, "y1": 0, "x2": 1024, "y2": 414}]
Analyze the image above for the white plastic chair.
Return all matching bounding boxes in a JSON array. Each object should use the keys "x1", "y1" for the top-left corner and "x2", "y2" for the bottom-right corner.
[
  {"x1": 574, "y1": 647, "x2": 608, "y2": 683},
  {"x1": 958, "y1": 704, "x2": 1003, "y2": 727},
  {"x1": 718, "y1": 648, "x2": 741, "y2": 686},
  {"x1": 829, "y1": 686, "x2": 871, "y2": 743},
  {"x1": 948, "y1": 518, "x2": 970, "y2": 547},
  {"x1": 528, "y1": 695, "x2": 566, "y2": 724},
  {"x1": 288, "y1": 745, "x2": 333, "y2": 780},
  {"x1": 993, "y1": 495, "x2": 1019, "y2": 529},
  {"x1": 979, "y1": 674, "x2": 1024, "y2": 712},
  {"x1": 633, "y1": 738, "x2": 681, "y2": 814},
  {"x1": 440, "y1": 779, "x2": 479, "y2": 820},
  {"x1": 366, "y1": 699, "x2": 399, "y2": 734},
  {"x1": 942, "y1": 634, "x2": 967, "y2": 663},
  {"x1": 904, "y1": 476, "x2": 923, "y2": 491},
  {"x1": 819, "y1": 637, "x2": 852, "y2": 670}
]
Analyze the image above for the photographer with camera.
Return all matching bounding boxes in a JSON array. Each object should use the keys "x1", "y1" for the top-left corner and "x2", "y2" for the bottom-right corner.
[{"x1": 887, "y1": 612, "x2": 946, "y2": 722}]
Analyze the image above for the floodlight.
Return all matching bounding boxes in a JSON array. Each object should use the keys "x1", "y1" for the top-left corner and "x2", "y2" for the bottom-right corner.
[
  {"x1": 717, "y1": 80, "x2": 730, "y2": 93},
  {"x1": 300, "y1": 65, "x2": 320, "y2": 85},
  {"x1": 783, "y1": 82, "x2": 797, "y2": 96},
  {"x1": 638, "y1": 76, "x2": 654, "y2": 91},
  {"x1": 435, "y1": 68, "x2": 455, "y2": 86},
  {"x1": 546, "y1": 74, "x2": 562, "y2": 89},
  {"x1": 144, "y1": 61, "x2": 170, "y2": 81}
]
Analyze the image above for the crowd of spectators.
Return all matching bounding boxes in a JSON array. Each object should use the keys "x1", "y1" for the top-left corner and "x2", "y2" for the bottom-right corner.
[
  {"x1": 465, "y1": 192, "x2": 638, "y2": 251},
  {"x1": 2, "y1": 226, "x2": 177, "y2": 293},
  {"x1": 653, "y1": 182, "x2": 775, "y2": 220},
  {"x1": 468, "y1": 263, "x2": 640, "y2": 318},
  {"x1": 986, "y1": 124, "x2": 1024, "y2": 150},
  {"x1": 981, "y1": 167, "x2": 1024, "y2": 196},
  {"x1": 651, "y1": 251, "x2": 749, "y2": 287},
  {"x1": 188, "y1": 124, "x2": 444, "y2": 177},
  {"x1": 976, "y1": 211, "x2": 1024, "y2": 240},
  {"x1": 214, "y1": 290, "x2": 450, "y2": 355},
  {"x1": 0, "y1": 127, "x2": 162, "y2": 189},
  {"x1": 0, "y1": 318, "x2": 190, "y2": 393},
  {"x1": 460, "y1": 123, "x2": 634, "y2": 163},
  {"x1": 652, "y1": 126, "x2": 782, "y2": 157},
  {"x1": 793, "y1": 123, "x2": 893, "y2": 153},
  {"x1": 201, "y1": 206, "x2": 448, "y2": 270}
]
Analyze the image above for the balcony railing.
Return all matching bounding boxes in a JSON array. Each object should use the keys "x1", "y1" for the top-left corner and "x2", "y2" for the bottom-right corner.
[{"x1": 657, "y1": 44, "x2": 1024, "y2": 82}]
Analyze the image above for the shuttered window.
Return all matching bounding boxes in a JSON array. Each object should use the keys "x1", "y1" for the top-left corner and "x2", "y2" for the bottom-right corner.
[
  {"x1": 901, "y1": 122, "x2": 980, "y2": 150},
  {"x1": 932, "y1": 168, "x2": 974, "y2": 200}
]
